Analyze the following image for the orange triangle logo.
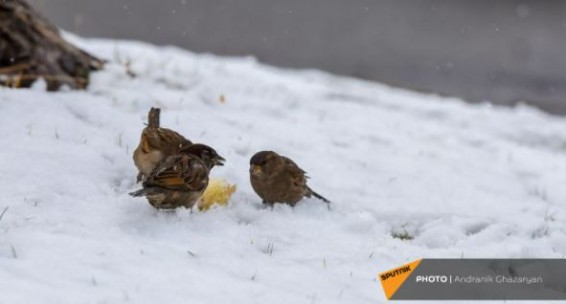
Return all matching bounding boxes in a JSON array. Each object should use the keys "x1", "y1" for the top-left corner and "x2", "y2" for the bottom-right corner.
[{"x1": 378, "y1": 259, "x2": 422, "y2": 299}]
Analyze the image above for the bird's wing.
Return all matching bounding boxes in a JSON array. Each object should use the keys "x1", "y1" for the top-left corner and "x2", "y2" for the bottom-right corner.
[
  {"x1": 181, "y1": 157, "x2": 210, "y2": 191},
  {"x1": 144, "y1": 154, "x2": 208, "y2": 191},
  {"x1": 281, "y1": 156, "x2": 308, "y2": 186},
  {"x1": 143, "y1": 127, "x2": 192, "y2": 153},
  {"x1": 158, "y1": 127, "x2": 193, "y2": 147}
]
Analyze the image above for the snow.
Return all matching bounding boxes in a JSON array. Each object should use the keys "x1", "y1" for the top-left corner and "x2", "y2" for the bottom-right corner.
[{"x1": 1, "y1": 36, "x2": 566, "y2": 303}]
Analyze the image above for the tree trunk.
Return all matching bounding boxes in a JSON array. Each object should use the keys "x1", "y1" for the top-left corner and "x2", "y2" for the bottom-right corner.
[{"x1": 0, "y1": 0, "x2": 103, "y2": 91}]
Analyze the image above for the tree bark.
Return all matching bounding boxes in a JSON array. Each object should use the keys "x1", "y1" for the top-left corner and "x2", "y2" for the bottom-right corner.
[{"x1": 0, "y1": 0, "x2": 103, "y2": 91}]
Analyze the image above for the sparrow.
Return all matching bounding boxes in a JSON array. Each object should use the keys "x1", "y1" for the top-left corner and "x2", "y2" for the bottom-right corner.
[
  {"x1": 130, "y1": 144, "x2": 225, "y2": 209},
  {"x1": 133, "y1": 107, "x2": 193, "y2": 182},
  {"x1": 249, "y1": 151, "x2": 330, "y2": 206}
]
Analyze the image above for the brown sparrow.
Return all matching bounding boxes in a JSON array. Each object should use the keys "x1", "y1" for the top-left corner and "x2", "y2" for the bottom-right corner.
[
  {"x1": 249, "y1": 151, "x2": 330, "y2": 206},
  {"x1": 130, "y1": 144, "x2": 225, "y2": 209},
  {"x1": 133, "y1": 107, "x2": 192, "y2": 182}
]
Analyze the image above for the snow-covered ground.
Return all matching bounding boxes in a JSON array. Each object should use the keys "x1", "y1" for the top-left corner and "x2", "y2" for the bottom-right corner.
[{"x1": 1, "y1": 36, "x2": 566, "y2": 304}]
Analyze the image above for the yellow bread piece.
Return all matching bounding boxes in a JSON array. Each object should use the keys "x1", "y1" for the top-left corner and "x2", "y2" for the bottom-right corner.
[{"x1": 198, "y1": 178, "x2": 237, "y2": 211}]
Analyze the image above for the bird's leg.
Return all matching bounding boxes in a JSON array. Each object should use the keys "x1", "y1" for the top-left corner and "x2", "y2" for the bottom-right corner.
[{"x1": 262, "y1": 200, "x2": 276, "y2": 209}]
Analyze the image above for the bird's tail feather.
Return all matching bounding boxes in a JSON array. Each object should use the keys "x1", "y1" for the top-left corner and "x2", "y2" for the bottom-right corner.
[
  {"x1": 147, "y1": 107, "x2": 160, "y2": 128},
  {"x1": 307, "y1": 187, "x2": 330, "y2": 203},
  {"x1": 129, "y1": 188, "x2": 147, "y2": 197}
]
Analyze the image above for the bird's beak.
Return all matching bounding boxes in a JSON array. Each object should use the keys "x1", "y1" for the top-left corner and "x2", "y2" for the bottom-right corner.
[
  {"x1": 250, "y1": 165, "x2": 262, "y2": 175},
  {"x1": 213, "y1": 156, "x2": 225, "y2": 166}
]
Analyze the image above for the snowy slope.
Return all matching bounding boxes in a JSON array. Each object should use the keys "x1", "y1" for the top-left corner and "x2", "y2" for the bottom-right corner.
[{"x1": 1, "y1": 36, "x2": 566, "y2": 304}]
